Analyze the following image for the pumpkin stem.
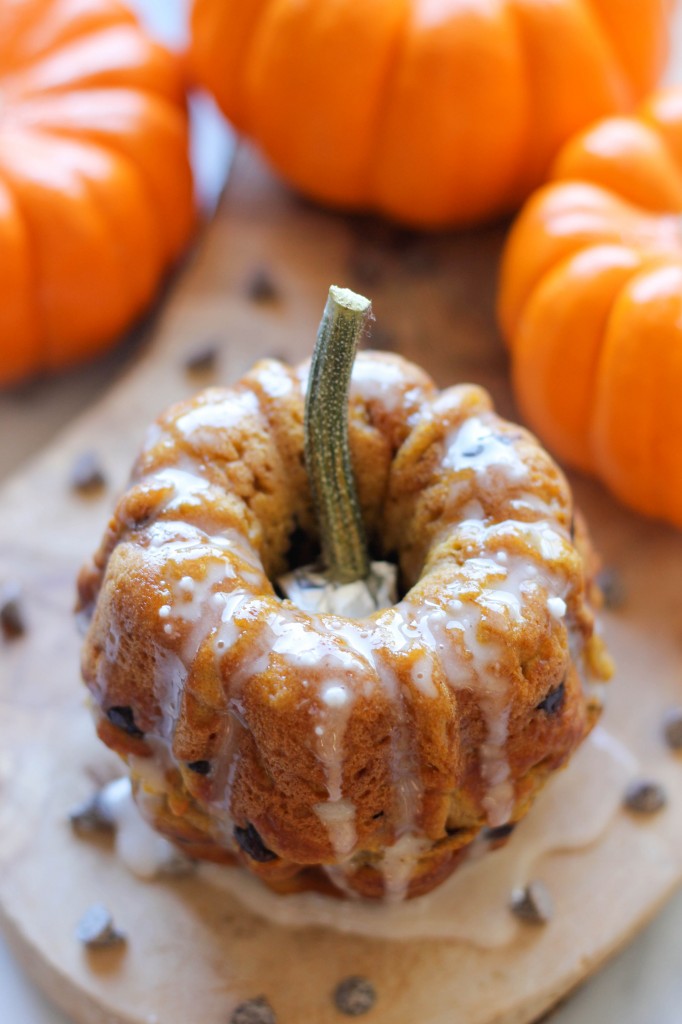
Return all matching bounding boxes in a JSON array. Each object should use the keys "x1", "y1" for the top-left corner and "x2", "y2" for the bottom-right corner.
[{"x1": 304, "y1": 285, "x2": 372, "y2": 583}]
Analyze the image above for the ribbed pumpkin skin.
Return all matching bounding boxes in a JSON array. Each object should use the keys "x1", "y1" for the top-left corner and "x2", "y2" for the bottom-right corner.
[
  {"x1": 189, "y1": 0, "x2": 672, "y2": 229},
  {"x1": 499, "y1": 86, "x2": 682, "y2": 528},
  {"x1": 0, "y1": 0, "x2": 194, "y2": 387}
]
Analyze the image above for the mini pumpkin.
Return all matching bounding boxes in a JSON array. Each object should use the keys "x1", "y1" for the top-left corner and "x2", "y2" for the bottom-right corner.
[
  {"x1": 499, "y1": 85, "x2": 682, "y2": 528},
  {"x1": 78, "y1": 286, "x2": 611, "y2": 900},
  {"x1": 0, "y1": 0, "x2": 194, "y2": 387},
  {"x1": 189, "y1": 0, "x2": 672, "y2": 228}
]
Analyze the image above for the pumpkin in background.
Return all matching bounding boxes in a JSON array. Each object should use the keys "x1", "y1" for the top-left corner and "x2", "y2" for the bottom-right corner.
[
  {"x1": 0, "y1": 0, "x2": 194, "y2": 387},
  {"x1": 189, "y1": 0, "x2": 672, "y2": 229},
  {"x1": 499, "y1": 85, "x2": 682, "y2": 528}
]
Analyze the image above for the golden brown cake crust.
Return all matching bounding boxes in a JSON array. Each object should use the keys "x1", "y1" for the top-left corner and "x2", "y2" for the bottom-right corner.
[{"x1": 78, "y1": 352, "x2": 611, "y2": 900}]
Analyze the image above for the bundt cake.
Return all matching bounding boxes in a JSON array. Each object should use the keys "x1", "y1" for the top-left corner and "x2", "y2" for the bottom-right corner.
[{"x1": 78, "y1": 334, "x2": 612, "y2": 901}]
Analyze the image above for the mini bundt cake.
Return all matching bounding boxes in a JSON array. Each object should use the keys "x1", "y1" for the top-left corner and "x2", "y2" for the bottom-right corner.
[{"x1": 78, "y1": 349, "x2": 612, "y2": 901}]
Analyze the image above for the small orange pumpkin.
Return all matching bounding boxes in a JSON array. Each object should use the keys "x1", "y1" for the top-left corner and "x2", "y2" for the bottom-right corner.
[
  {"x1": 0, "y1": 0, "x2": 194, "y2": 387},
  {"x1": 189, "y1": 0, "x2": 672, "y2": 229},
  {"x1": 499, "y1": 85, "x2": 682, "y2": 528}
]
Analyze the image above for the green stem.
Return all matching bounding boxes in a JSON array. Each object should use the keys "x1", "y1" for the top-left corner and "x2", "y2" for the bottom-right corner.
[{"x1": 304, "y1": 285, "x2": 372, "y2": 584}]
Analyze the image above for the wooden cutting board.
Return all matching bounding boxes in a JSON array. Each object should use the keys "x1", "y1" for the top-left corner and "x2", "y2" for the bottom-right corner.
[{"x1": 1, "y1": 145, "x2": 681, "y2": 1024}]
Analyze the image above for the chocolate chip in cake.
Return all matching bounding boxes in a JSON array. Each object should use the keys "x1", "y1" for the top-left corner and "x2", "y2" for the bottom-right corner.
[
  {"x1": 106, "y1": 705, "x2": 144, "y2": 739},
  {"x1": 596, "y1": 567, "x2": 626, "y2": 610},
  {"x1": 246, "y1": 267, "x2": 279, "y2": 304},
  {"x1": 187, "y1": 760, "x2": 211, "y2": 775},
  {"x1": 510, "y1": 881, "x2": 554, "y2": 925},
  {"x1": 69, "y1": 450, "x2": 107, "y2": 494},
  {"x1": 536, "y1": 681, "x2": 566, "y2": 716},
  {"x1": 183, "y1": 341, "x2": 219, "y2": 376},
  {"x1": 75, "y1": 904, "x2": 126, "y2": 949},
  {"x1": 230, "y1": 997, "x2": 276, "y2": 1024},
  {"x1": 484, "y1": 823, "x2": 516, "y2": 842},
  {"x1": 1, "y1": 582, "x2": 25, "y2": 639},
  {"x1": 234, "y1": 823, "x2": 278, "y2": 863},
  {"x1": 624, "y1": 779, "x2": 667, "y2": 815},
  {"x1": 333, "y1": 976, "x2": 377, "y2": 1017},
  {"x1": 663, "y1": 708, "x2": 682, "y2": 751}
]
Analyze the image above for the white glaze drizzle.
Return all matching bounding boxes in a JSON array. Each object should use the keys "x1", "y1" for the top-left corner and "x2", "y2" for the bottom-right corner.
[{"x1": 198, "y1": 725, "x2": 636, "y2": 943}]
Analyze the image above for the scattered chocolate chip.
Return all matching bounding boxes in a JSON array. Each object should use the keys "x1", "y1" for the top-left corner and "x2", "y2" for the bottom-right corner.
[
  {"x1": 371, "y1": 810, "x2": 384, "y2": 821},
  {"x1": 183, "y1": 341, "x2": 219, "y2": 376},
  {"x1": 75, "y1": 904, "x2": 126, "y2": 949},
  {"x1": 106, "y1": 705, "x2": 144, "y2": 739},
  {"x1": 234, "y1": 823, "x2": 278, "y2": 863},
  {"x1": 536, "y1": 681, "x2": 565, "y2": 716},
  {"x1": 624, "y1": 779, "x2": 667, "y2": 815},
  {"x1": 596, "y1": 567, "x2": 626, "y2": 610},
  {"x1": 187, "y1": 760, "x2": 211, "y2": 775},
  {"x1": 69, "y1": 450, "x2": 106, "y2": 494},
  {"x1": 510, "y1": 881, "x2": 553, "y2": 925},
  {"x1": 69, "y1": 790, "x2": 115, "y2": 835},
  {"x1": 333, "y1": 976, "x2": 377, "y2": 1017},
  {"x1": 663, "y1": 708, "x2": 682, "y2": 751},
  {"x1": 230, "y1": 996, "x2": 276, "y2": 1024},
  {"x1": 246, "y1": 267, "x2": 279, "y2": 304},
  {"x1": 1, "y1": 582, "x2": 25, "y2": 639},
  {"x1": 569, "y1": 515, "x2": 576, "y2": 542},
  {"x1": 484, "y1": 823, "x2": 516, "y2": 841}
]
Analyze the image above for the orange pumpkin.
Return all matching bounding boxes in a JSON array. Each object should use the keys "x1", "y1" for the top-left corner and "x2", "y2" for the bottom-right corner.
[
  {"x1": 189, "y1": 0, "x2": 672, "y2": 229},
  {"x1": 0, "y1": 0, "x2": 194, "y2": 387},
  {"x1": 499, "y1": 85, "x2": 682, "y2": 528}
]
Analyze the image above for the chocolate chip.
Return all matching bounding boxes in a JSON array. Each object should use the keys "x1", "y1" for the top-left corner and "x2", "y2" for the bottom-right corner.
[
  {"x1": 69, "y1": 791, "x2": 115, "y2": 835},
  {"x1": 1, "y1": 583, "x2": 25, "y2": 639},
  {"x1": 230, "y1": 997, "x2": 276, "y2": 1024},
  {"x1": 484, "y1": 823, "x2": 516, "y2": 841},
  {"x1": 106, "y1": 706, "x2": 144, "y2": 739},
  {"x1": 333, "y1": 976, "x2": 377, "y2": 1017},
  {"x1": 246, "y1": 268, "x2": 279, "y2": 304},
  {"x1": 569, "y1": 515, "x2": 576, "y2": 542},
  {"x1": 234, "y1": 823, "x2": 278, "y2": 862},
  {"x1": 187, "y1": 760, "x2": 211, "y2": 775},
  {"x1": 596, "y1": 567, "x2": 626, "y2": 610},
  {"x1": 69, "y1": 450, "x2": 106, "y2": 494},
  {"x1": 536, "y1": 681, "x2": 565, "y2": 716},
  {"x1": 371, "y1": 810, "x2": 384, "y2": 821},
  {"x1": 663, "y1": 708, "x2": 682, "y2": 751},
  {"x1": 510, "y1": 881, "x2": 553, "y2": 925},
  {"x1": 461, "y1": 444, "x2": 485, "y2": 458},
  {"x1": 624, "y1": 779, "x2": 667, "y2": 815},
  {"x1": 183, "y1": 342, "x2": 219, "y2": 376},
  {"x1": 75, "y1": 905, "x2": 126, "y2": 949}
]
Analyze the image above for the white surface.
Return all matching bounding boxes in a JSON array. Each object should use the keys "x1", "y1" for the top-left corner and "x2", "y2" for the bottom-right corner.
[{"x1": 2, "y1": 2, "x2": 682, "y2": 1022}]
